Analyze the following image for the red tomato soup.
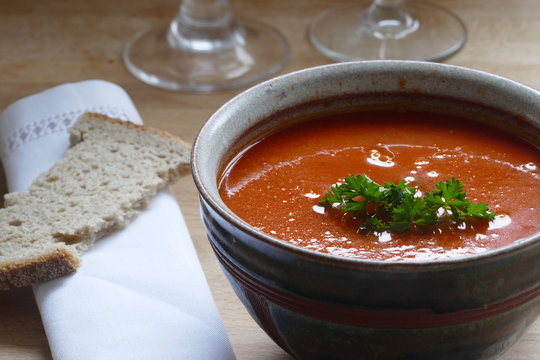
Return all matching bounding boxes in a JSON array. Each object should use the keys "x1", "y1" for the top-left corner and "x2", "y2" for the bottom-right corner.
[{"x1": 218, "y1": 110, "x2": 540, "y2": 260}]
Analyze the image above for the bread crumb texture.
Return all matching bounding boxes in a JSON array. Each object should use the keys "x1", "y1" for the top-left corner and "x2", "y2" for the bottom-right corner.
[{"x1": 0, "y1": 113, "x2": 191, "y2": 290}]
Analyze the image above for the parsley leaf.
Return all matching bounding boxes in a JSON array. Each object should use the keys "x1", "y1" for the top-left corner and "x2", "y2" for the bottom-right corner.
[
  {"x1": 320, "y1": 174, "x2": 496, "y2": 233},
  {"x1": 321, "y1": 174, "x2": 385, "y2": 212}
]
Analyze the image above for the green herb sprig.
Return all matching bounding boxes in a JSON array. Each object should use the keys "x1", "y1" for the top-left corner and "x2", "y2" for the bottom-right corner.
[{"x1": 320, "y1": 174, "x2": 495, "y2": 233}]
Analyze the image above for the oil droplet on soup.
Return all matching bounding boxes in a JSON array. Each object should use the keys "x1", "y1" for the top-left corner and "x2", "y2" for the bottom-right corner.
[{"x1": 218, "y1": 111, "x2": 540, "y2": 261}]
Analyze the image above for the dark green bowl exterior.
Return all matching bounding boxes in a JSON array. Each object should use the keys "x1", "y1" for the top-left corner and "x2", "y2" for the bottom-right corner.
[
  {"x1": 201, "y1": 198, "x2": 539, "y2": 360},
  {"x1": 192, "y1": 62, "x2": 540, "y2": 360}
]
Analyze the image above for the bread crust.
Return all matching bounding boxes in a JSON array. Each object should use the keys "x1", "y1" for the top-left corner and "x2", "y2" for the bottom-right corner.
[
  {"x1": 0, "y1": 247, "x2": 80, "y2": 290},
  {"x1": 69, "y1": 112, "x2": 191, "y2": 150}
]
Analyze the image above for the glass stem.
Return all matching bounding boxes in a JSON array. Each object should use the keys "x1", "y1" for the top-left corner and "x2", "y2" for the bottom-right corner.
[
  {"x1": 167, "y1": 0, "x2": 243, "y2": 52},
  {"x1": 365, "y1": 0, "x2": 419, "y2": 40}
]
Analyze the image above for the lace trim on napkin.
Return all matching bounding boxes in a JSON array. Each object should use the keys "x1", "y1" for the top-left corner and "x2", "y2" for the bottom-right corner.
[{"x1": 2, "y1": 106, "x2": 132, "y2": 157}]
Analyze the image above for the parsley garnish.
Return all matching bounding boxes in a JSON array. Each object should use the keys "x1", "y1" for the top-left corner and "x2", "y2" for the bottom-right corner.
[{"x1": 320, "y1": 174, "x2": 495, "y2": 233}]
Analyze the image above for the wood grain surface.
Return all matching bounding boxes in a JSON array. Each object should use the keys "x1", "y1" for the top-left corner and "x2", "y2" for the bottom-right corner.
[{"x1": 0, "y1": 0, "x2": 538, "y2": 359}]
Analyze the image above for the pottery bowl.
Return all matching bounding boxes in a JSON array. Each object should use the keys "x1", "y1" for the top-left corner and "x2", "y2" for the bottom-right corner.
[{"x1": 191, "y1": 61, "x2": 540, "y2": 360}]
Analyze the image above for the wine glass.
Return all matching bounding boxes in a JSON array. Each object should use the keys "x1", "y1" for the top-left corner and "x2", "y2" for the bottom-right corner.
[
  {"x1": 123, "y1": 0, "x2": 290, "y2": 92},
  {"x1": 310, "y1": 0, "x2": 467, "y2": 62}
]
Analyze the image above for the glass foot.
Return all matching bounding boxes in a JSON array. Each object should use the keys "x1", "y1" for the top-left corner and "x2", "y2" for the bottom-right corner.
[
  {"x1": 123, "y1": 19, "x2": 290, "y2": 92},
  {"x1": 310, "y1": 2, "x2": 466, "y2": 62}
]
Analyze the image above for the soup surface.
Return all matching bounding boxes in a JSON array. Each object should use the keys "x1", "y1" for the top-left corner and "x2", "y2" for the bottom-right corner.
[{"x1": 218, "y1": 110, "x2": 540, "y2": 260}]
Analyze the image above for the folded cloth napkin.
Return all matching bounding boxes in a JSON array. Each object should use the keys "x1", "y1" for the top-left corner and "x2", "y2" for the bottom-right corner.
[{"x1": 0, "y1": 80, "x2": 236, "y2": 360}]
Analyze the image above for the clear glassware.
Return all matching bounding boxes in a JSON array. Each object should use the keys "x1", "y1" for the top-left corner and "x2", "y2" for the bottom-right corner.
[
  {"x1": 310, "y1": 0, "x2": 467, "y2": 62},
  {"x1": 123, "y1": 0, "x2": 290, "y2": 92}
]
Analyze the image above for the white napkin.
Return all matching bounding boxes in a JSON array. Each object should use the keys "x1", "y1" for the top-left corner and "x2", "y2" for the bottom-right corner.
[{"x1": 0, "y1": 80, "x2": 236, "y2": 360}]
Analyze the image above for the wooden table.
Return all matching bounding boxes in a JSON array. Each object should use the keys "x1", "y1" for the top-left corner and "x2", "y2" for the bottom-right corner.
[{"x1": 0, "y1": 0, "x2": 538, "y2": 358}]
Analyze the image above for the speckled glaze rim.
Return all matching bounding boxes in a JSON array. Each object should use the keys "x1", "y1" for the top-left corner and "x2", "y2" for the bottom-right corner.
[{"x1": 192, "y1": 60, "x2": 540, "y2": 271}]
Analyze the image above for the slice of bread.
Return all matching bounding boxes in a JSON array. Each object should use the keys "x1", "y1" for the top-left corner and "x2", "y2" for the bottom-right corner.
[{"x1": 0, "y1": 112, "x2": 191, "y2": 290}]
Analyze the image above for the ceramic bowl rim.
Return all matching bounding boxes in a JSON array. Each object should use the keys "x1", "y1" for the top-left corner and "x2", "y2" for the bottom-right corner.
[{"x1": 192, "y1": 60, "x2": 540, "y2": 271}]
